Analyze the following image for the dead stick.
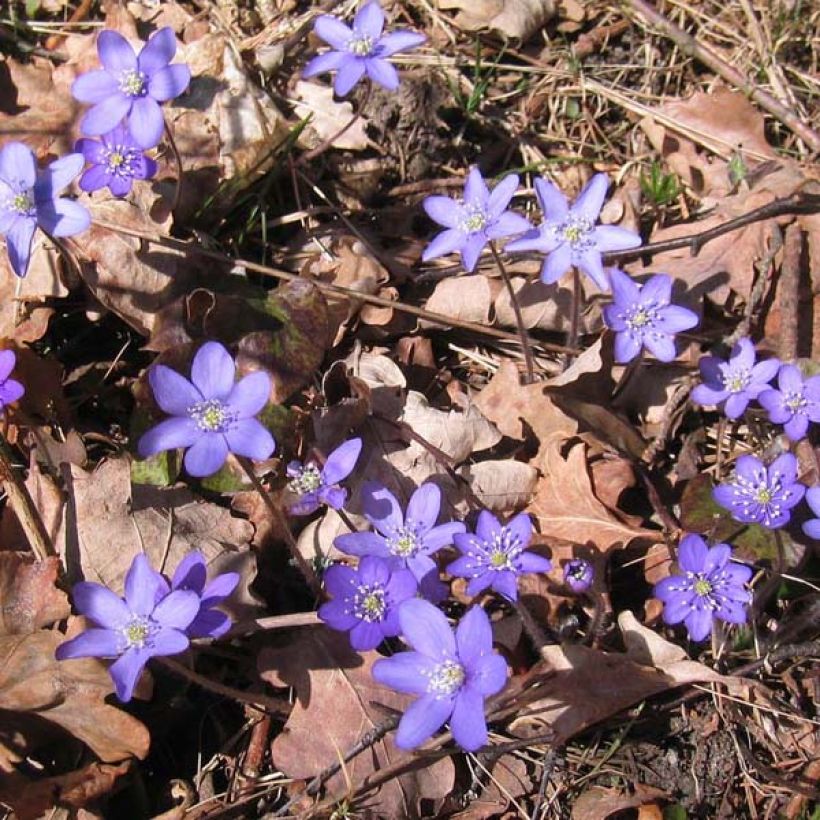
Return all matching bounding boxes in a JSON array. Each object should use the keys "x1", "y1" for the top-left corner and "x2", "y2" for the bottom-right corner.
[
  {"x1": 777, "y1": 223, "x2": 802, "y2": 361},
  {"x1": 621, "y1": 0, "x2": 820, "y2": 153},
  {"x1": 228, "y1": 610, "x2": 321, "y2": 637}
]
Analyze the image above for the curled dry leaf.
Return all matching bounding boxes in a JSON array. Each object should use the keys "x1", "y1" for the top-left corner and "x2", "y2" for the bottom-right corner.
[
  {"x1": 457, "y1": 460, "x2": 538, "y2": 512},
  {"x1": 0, "y1": 553, "x2": 69, "y2": 636},
  {"x1": 293, "y1": 81, "x2": 369, "y2": 151},
  {"x1": 258, "y1": 629, "x2": 454, "y2": 818},
  {"x1": 437, "y1": 0, "x2": 556, "y2": 40},
  {"x1": 570, "y1": 784, "x2": 670, "y2": 820}
]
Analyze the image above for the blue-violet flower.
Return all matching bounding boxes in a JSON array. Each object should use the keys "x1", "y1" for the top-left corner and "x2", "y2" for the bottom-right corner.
[
  {"x1": 505, "y1": 173, "x2": 641, "y2": 290},
  {"x1": 138, "y1": 341, "x2": 275, "y2": 478},
  {"x1": 563, "y1": 558, "x2": 593, "y2": 593},
  {"x1": 421, "y1": 168, "x2": 531, "y2": 273},
  {"x1": 802, "y1": 486, "x2": 820, "y2": 540},
  {"x1": 76, "y1": 124, "x2": 158, "y2": 197},
  {"x1": 286, "y1": 437, "x2": 362, "y2": 516},
  {"x1": 447, "y1": 510, "x2": 551, "y2": 602},
  {"x1": 653, "y1": 534, "x2": 752, "y2": 642},
  {"x1": 0, "y1": 350, "x2": 25, "y2": 411},
  {"x1": 372, "y1": 599, "x2": 508, "y2": 751},
  {"x1": 758, "y1": 363, "x2": 820, "y2": 442}
]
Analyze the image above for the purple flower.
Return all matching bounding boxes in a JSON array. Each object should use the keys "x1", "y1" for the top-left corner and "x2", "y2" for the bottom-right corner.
[
  {"x1": 602, "y1": 269, "x2": 698, "y2": 363},
  {"x1": 138, "y1": 341, "x2": 275, "y2": 478},
  {"x1": 55, "y1": 554, "x2": 199, "y2": 702},
  {"x1": 286, "y1": 437, "x2": 362, "y2": 516},
  {"x1": 758, "y1": 364, "x2": 820, "y2": 442},
  {"x1": 167, "y1": 552, "x2": 240, "y2": 639},
  {"x1": 505, "y1": 173, "x2": 641, "y2": 290},
  {"x1": 334, "y1": 481, "x2": 465, "y2": 602},
  {"x1": 0, "y1": 350, "x2": 24, "y2": 411},
  {"x1": 563, "y1": 558, "x2": 593, "y2": 593},
  {"x1": 421, "y1": 168, "x2": 531, "y2": 273},
  {"x1": 653, "y1": 534, "x2": 752, "y2": 642},
  {"x1": 72, "y1": 27, "x2": 191, "y2": 149},
  {"x1": 303, "y1": 0, "x2": 426, "y2": 97},
  {"x1": 76, "y1": 124, "x2": 157, "y2": 197},
  {"x1": 447, "y1": 510, "x2": 551, "y2": 602},
  {"x1": 372, "y1": 599, "x2": 508, "y2": 751},
  {"x1": 0, "y1": 142, "x2": 90, "y2": 278},
  {"x1": 691, "y1": 338, "x2": 780, "y2": 420},
  {"x1": 803, "y1": 486, "x2": 820, "y2": 540},
  {"x1": 318, "y1": 555, "x2": 417, "y2": 650},
  {"x1": 713, "y1": 453, "x2": 805, "y2": 529}
]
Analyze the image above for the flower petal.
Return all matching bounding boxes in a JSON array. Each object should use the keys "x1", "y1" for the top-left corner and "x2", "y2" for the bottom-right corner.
[
  {"x1": 643, "y1": 332, "x2": 676, "y2": 363},
  {"x1": 398, "y1": 597, "x2": 456, "y2": 659},
  {"x1": 463, "y1": 167, "x2": 489, "y2": 211},
  {"x1": 73, "y1": 582, "x2": 130, "y2": 628},
  {"x1": 572, "y1": 173, "x2": 609, "y2": 220},
  {"x1": 364, "y1": 58, "x2": 399, "y2": 91},
  {"x1": 152, "y1": 589, "x2": 200, "y2": 631},
  {"x1": 423, "y1": 521, "x2": 467, "y2": 552},
  {"x1": 128, "y1": 97, "x2": 164, "y2": 149},
  {"x1": 655, "y1": 305, "x2": 698, "y2": 334},
  {"x1": 55, "y1": 628, "x2": 122, "y2": 660},
  {"x1": 148, "y1": 63, "x2": 190, "y2": 102},
  {"x1": 0, "y1": 142, "x2": 36, "y2": 189},
  {"x1": 518, "y1": 551, "x2": 552, "y2": 573},
  {"x1": 487, "y1": 173, "x2": 519, "y2": 219},
  {"x1": 423, "y1": 195, "x2": 460, "y2": 228},
  {"x1": 350, "y1": 620, "x2": 386, "y2": 650},
  {"x1": 183, "y1": 433, "x2": 229, "y2": 477},
  {"x1": 395, "y1": 694, "x2": 453, "y2": 750},
  {"x1": 487, "y1": 211, "x2": 531, "y2": 241},
  {"x1": 455, "y1": 604, "x2": 493, "y2": 667},
  {"x1": 468, "y1": 652, "x2": 508, "y2": 696},
  {"x1": 460, "y1": 232, "x2": 488, "y2": 271},
  {"x1": 321, "y1": 437, "x2": 362, "y2": 485},
  {"x1": 505, "y1": 226, "x2": 557, "y2": 255},
  {"x1": 684, "y1": 608, "x2": 713, "y2": 642},
  {"x1": 333, "y1": 57, "x2": 366, "y2": 97},
  {"x1": 361, "y1": 482, "x2": 404, "y2": 536},
  {"x1": 72, "y1": 69, "x2": 119, "y2": 104},
  {"x1": 149, "y1": 364, "x2": 203, "y2": 415},
  {"x1": 303, "y1": 49, "x2": 349, "y2": 78},
  {"x1": 534, "y1": 177, "x2": 568, "y2": 220},
  {"x1": 313, "y1": 15, "x2": 353, "y2": 50},
  {"x1": 98, "y1": 30, "x2": 137, "y2": 72},
  {"x1": 149, "y1": 626, "x2": 190, "y2": 656},
  {"x1": 226, "y1": 371, "x2": 270, "y2": 418},
  {"x1": 422, "y1": 227, "x2": 465, "y2": 262},
  {"x1": 37, "y1": 198, "x2": 90, "y2": 238},
  {"x1": 354, "y1": 1, "x2": 385, "y2": 39},
  {"x1": 124, "y1": 553, "x2": 162, "y2": 616},
  {"x1": 108, "y1": 647, "x2": 149, "y2": 702},
  {"x1": 539, "y1": 242, "x2": 572, "y2": 284},
  {"x1": 225, "y1": 419, "x2": 275, "y2": 460},
  {"x1": 5, "y1": 217, "x2": 35, "y2": 278},
  {"x1": 614, "y1": 330, "x2": 642, "y2": 363},
  {"x1": 450, "y1": 687, "x2": 487, "y2": 751},
  {"x1": 376, "y1": 30, "x2": 426, "y2": 57},
  {"x1": 191, "y1": 341, "x2": 235, "y2": 400},
  {"x1": 334, "y1": 531, "x2": 390, "y2": 558},
  {"x1": 372, "y1": 652, "x2": 438, "y2": 694},
  {"x1": 576, "y1": 247, "x2": 608, "y2": 290},
  {"x1": 138, "y1": 416, "x2": 200, "y2": 457},
  {"x1": 81, "y1": 94, "x2": 132, "y2": 137},
  {"x1": 0, "y1": 379, "x2": 24, "y2": 406},
  {"x1": 591, "y1": 224, "x2": 641, "y2": 252},
  {"x1": 171, "y1": 551, "x2": 207, "y2": 593},
  {"x1": 505, "y1": 512, "x2": 532, "y2": 550},
  {"x1": 137, "y1": 26, "x2": 177, "y2": 74},
  {"x1": 678, "y1": 534, "x2": 707, "y2": 573},
  {"x1": 475, "y1": 509, "x2": 502, "y2": 543},
  {"x1": 0, "y1": 350, "x2": 16, "y2": 382},
  {"x1": 80, "y1": 165, "x2": 112, "y2": 193},
  {"x1": 723, "y1": 392, "x2": 750, "y2": 419}
]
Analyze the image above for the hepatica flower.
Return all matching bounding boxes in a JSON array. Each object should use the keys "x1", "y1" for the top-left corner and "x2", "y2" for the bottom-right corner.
[
  {"x1": 603, "y1": 269, "x2": 698, "y2": 363},
  {"x1": 713, "y1": 453, "x2": 805, "y2": 529},
  {"x1": 72, "y1": 27, "x2": 191, "y2": 149},
  {"x1": 803, "y1": 487, "x2": 820, "y2": 540},
  {"x1": 563, "y1": 558, "x2": 593, "y2": 593},
  {"x1": 334, "y1": 482, "x2": 465, "y2": 602},
  {"x1": 506, "y1": 173, "x2": 641, "y2": 290},
  {"x1": 0, "y1": 350, "x2": 24, "y2": 412},
  {"x1": 653, "y1": 534, "x2": 752, "y2": 642},
  {"x1": 76, "y1": 124, "x2": 157, "y2": 197},
  {"x1": 55, "y1": 554, "x2": 199, "y2": 702},
  {"x1": 303, "y1": 0, "x2": 426, "y2": 97},
  {"x1": 0, "y1": 142, "x2": 90, "y2": 278},
  {"x1": 319, "y1": 555, "x2": 417, "y2": 650},
  {"x1": 421, "y1": 169, "x2": 531, "y2": 273},
  {"x1": 758, "y1": 364, "x2": 820, "y2": 442},
  {"x1": 286, "y1": 437, "x2": 362, "y2": 516},
  {"x1": 373, "y1": 600, "x2": 507, "y2": 751},
  {"x1": 448, "y1": 510, "x2": 551, "y2": 602},
  {"x1": 138, "y1": 341, "x2": 275, "y2": 478},
  {"x1": 691, "y1": 338, "x2": 780, "y2": 420}
]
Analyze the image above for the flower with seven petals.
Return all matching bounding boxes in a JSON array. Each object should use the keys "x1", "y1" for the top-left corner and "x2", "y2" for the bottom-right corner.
[
  {"x1": 76, "y1": 124, "x2": 158, "y2": 197},
  {"x1": 758, "y1": 363, "x2": 820, "y2": 442}
]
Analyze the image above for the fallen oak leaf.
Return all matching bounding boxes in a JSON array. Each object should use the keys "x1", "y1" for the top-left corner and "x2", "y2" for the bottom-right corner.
[{"x1": 0, "y1": 553, "x2": 69, "y2": 636}]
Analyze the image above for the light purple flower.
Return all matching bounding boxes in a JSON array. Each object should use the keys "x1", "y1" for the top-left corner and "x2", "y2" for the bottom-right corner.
[
  {"x1": 713, "y1": 453, "x2": 805, "y2": 529},
  {"x1": 334, "y1": 481, "x2": 465, "y2": 602},
  {"x1": 138, "y1": 341, "x2": 275, "y2": 478},
  {"x1": 421, "y1": 168, "x2": 531, "y2": 273},
  {"x1": 167, "y1": 551, "x2": 240, "y2": 639},
  {"x1": 447, "y1": 510, "x2": 551, "y2": 602},
  {"x1": 72, "y1": 27, "x2": 191, "y2": 149},
  {"x1": 55, "y1": 554, "x2": 199, "y2": 702},
  {"x1": 505, "y1": 173, "x2": 641, "y2": 290},
  {"x1": 286, "y1": 437, "x2": 362, "y2": 516},
  {"x1": 0, "y1": 350, "x2": 24, "y2": 411},
  {"x1": 0, "y1": 142, "x2": 90, "y2": 278},
  {"x1": 758, "y1": 364, "x2": 820, "y2": 442},
  {"x1": 318, "y1": 555, "x2": 417, "y2": 650},
  {"x1": 76, "y1": 124, "x2": 157, "y2": 197},
  {"x1": 653, "y1": 534, "x2": 752, "y2": 642},
  {"x1": 303, "y1": 0, "x2": 426, "y2": 97},
  {"x1": 563, "y1": 558, "x2": 593, "y2": 593},
  {"x1": 803, "y1": 486, "x2": 820, "y2": 540},
  {"x1": 691, "y1": 338, "x2": 780, "y2": 420},
  {"x1": 373, "y1": 600, "x2": 507, "y2": 751},
  {"x1": 603, "y1": 269, "x2": 698, "y2": 363}
]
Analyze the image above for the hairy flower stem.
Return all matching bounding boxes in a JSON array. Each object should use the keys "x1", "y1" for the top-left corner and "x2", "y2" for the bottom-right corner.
[
  {"x1": 236, "y1": 456, "x2": 322, "y2": 597},
  {"x1": 164, "y1": 121, "x2": 184, "y2": 213},
  {"x1": 490, "y1": 242, "x2": 536, "y2": 384},
  {"x1": 565, "y1": 266, "x2": 583, "y2": 369},
  {"x1": 611, "y1": 353, "x2": 641, "y2": 401},
  {"x1": 514, "y1": 599, "x2": 551, "y2": 655},
  {"x1": 296, "y1": 80, "x2": 372, "y2": 167}
]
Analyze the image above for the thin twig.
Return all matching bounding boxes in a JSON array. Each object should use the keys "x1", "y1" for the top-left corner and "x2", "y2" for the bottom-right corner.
[
  {"x1": 777, "y1": 223, "x2": 802, "y2": 361},
  {"x1": 164, "y1": 121, "x2": 184, "y2": 214},
  {"x1": 228, "y1": 610, "x2": 321, "y2": 637},
  {"x1": 564, "y1": 266, "x2": 583, "y2": 368}
]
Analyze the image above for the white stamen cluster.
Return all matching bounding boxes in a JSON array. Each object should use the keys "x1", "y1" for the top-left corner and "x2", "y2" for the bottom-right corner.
[
  {"x1": 730, "y1": 465, "x2": 793, "y2": 524},
  {"x1": 426, "y1": 659, "x2": 465, "y2": 697},
  {"x1": 351, "y1": 583, "x2": 387, "y2": 622},
  {"x1": 120, "y1": 615, "x2": 155, "y2": 650},
  {"x1": 552, "y1": 215, "x2": 594, "y2": 251},
  {"x1": 104, "y1": 144, "x2": 139, "y2": 179},
  {"x1": 287, "y1": 463, "x2": 323, "y2": 496},
  {"x1": 118, "y1": 69, "x2": 148, "y2": 97},
  {"x1": 188, "y1": 399, "x2": 237, "y2": 433},
  {"x1": 387, "y1": 524, "x2": 422, "y2": 558},
  {"x1": 2, "y1": 187, "x2": 35, "y2": 217},
  {"x1": 468, "y1": 527, "x2": 522, "y2": 573},
  {"x1": 459, "y1": 203, "x2": 489, "y2": 234},
  {"x1": 347, "y1": 34, "x2": 374, "y2": 56},
  {"x1": 723, "y1": 366, "x2": 752, "y2": 394},
  {"x1": 784, "y1": 390, "x2": 808, "y2": 413}
]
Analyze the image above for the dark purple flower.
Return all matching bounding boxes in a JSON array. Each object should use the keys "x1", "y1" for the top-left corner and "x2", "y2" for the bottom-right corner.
[
  {"x1": 653, "y1": 534, "x2": 752, "y2": 642},
  {"x1": 286, "y1": 437, "x2": 362, "y2": 516},
  {"x1": 447, "y1": 510, "x2": 551, "y2": 602},
  {"x1": 0, "y1": 142, "x2": 90, "y2": 278},
  {"x1": 802, "y1": 486, "x2": 820, "y2": 540},
  {"x1": 372, "y1": 599, "x2": 507, "y2": 751},
  {"x1": 505, "y1": 173, "x2": 641, "y2": 290},
  {"x1": 303, "y1": 1, "x2": 426, "y2": 97},
  {"x1": 138, "y1": 341, "x2": 275, "y2": 478},
  {"x1": 318, "y1": 555, "x2": 417, "y2": 650},
  {"x1": 0, "y1": 350, "x2": 24, "y2": 411},
  {"x1": 72, "y1": 27, "x2": 191, "y2": 149},
  {"x1": 55, "y1": 553, "x2": 199, "y2": 702},
  {"x1": 602, "y1": 269, "x2": 698, "y2": 363},
  {"x1": 691, "y1": 338, "x2": 780, "y2": 420},
  {"x1": 713, "y1": 453, "x2": 805, "y2": 529},
  {"x1": 563, "y1": 558, "x2": 593, "y2": 593},
  {"x1": 334, "y1": 481, "x2": 465, "y2": 602},
  {"x1": 168, "y1": 551, "x2": 240, "y2": 639},
  {"x1": 421, "y1": 168, "x2": 531, "y2": 273},
  {"x1": 76, "y1": 124, "x2": 157, "y2": 197},
  {"x1": 758, "y1": 364, "x2": 820, "y2": 442}
]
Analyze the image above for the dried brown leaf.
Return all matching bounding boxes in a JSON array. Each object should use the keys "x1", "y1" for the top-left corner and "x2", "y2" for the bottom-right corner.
[
  {"x1": 437, "y1": 0, "x2": 556, "y2": 39},
  {"x1": 458, "y1": 460, "x2": 538, "y2": 512},
  {"x1": 0, "y1": 553, "x2": 69, "y2": 636},
  {"x1": 293, "y1": 82, "x2": 369, "y2": 151}
]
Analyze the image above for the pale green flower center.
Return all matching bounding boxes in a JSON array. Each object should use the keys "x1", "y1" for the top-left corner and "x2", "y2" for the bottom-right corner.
[
  {"x1": 628, "y1": 308, "x2": 651, "y2": 328},
  {"x1": 428, "y1": 660, "x2": 465, "y2": 696},
  {"x1": 348, "y1": 35, "x2": 373, "y2": 56},
  {"x1": 489, "y1": 549, "x2": 510, "y2": 569},
  {"x1": 119, "y1": 69, "x2": 147, "y2": 97},
  {"x1": 122, "y1": 617, "x2": 153, "y2": 648},
  {"x1": 288, "y1": 464, "x2": 323, "y2": 495},
  {"x1": 725, "y1": 368, "x2": 751, "y2": 393},
  {"x1": 785, "y1": 392, "x2": 806, "y2": 411},
  {"x1": 108, "y1": 151, "x2": 125, "y2": 168},
  {"x1": 188, "y1": 399, "x2": 235, "y2": 432},
  {"x1": 389, "y1": 528, "x2": 420, "y2": 558},
  {"x1": 755, "y1": 487, "x2": 773, "y2": 504},
  {"x1": 693, "y1": 578, "x2": 712, "y2": 596},
  {"x1": 353, "y1": 584, "x2": 386, "y2": 622},
  {"x1": 461, "y1": 211, "x2": 487, "y2": 233}
]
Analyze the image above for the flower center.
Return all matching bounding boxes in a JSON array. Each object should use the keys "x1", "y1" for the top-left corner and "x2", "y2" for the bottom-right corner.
[
  {"x1": 785, "y1": 391, "x2": 807, "y2": 412},
  {"x1": 10, "y1": 191, "x2": 34, "y2": 214},
  {"x1": 388, "y1": 527, "x2": 420, "y2": 558},
  {"x1": 121, "y1": 616, "x2": 154, "y2": 649},
  {"x1": 724, "y1": 367, "x2": 751, "y2": 393},
  {"x1": 567, "y1": 562, "x2": 588, "y2": 580},
  {"x1": 460, "y1": 206, "x2": 488, "y2": 234},
  {"x1": 480, "y1": 527, "x2": 522, "y2": 571},
  {"x1": 104, "y1": 145, "x2": 139, "y2": 177},
  {"x1": 558, "y1": 216, "x2": 593, "y2": 248},
  {"x1": 755, "y1": 487, "x2": 773, "y2": 504},
  {"x1": 428, "y1": 660, "x2": 465, "y2": 696},
  {"x1": 119, "y1": 69, "x2": 147, "y2": 97},
  {"x1": 353, "y1": 584, "x2": 387, "y2": 622},
  {"x1": 188, "y1": 399, "x2": 236, "y2": 433},
  {"x1": 489, "y1": 549, "x2": 510, "y2": 569},
  {"x1": 287, "y1": 464, "x2": 323, "y2": 496},
  {"x1": 347, "y1": 34, "x2": 374, "y2": 56},
  {"x1": 693, "y1": 578, "x2": 712, "y2": 597}
]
